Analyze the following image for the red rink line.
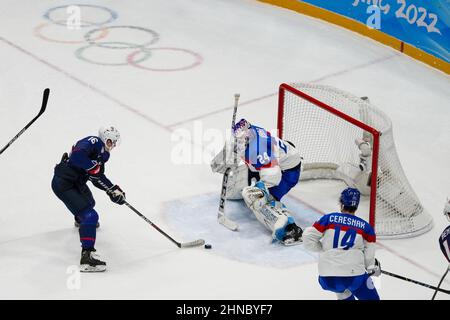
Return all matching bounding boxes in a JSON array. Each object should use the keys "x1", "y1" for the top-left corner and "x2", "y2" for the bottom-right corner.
[
  {"x1": 2, "y1": 31, "x2": 397, "y2": 136},
  {"x1": 5, "y1": 36, "x2": 437, "y2": 281},
  {"x1": 0, "y1": 35, "x2": 169, "y2": 132},
  {"x1": 289, "y1": 193, "x2": 449, "y2": 283},
  {"x1": 167, "y1": 53, "x2": 399, "y2": 129},
  {"x1": 0, "y1": 35, "x2": 215, "y2": 156},
  {"x1": 167, "y1": 92, "x2": 278, "y2": 129}
]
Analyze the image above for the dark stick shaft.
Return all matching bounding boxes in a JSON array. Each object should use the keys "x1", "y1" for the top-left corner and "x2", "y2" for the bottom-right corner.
[
  {"x1": 0, "y1": 88, "x2": 49, "y2": 155},
  {"x1": 432, "y1": 267, "x2": 450, "y2": 300},
  {"x1": 94, "y1": 175, "x2": 204, "y2": 248},
  {"x1": 124, "y1": 201, "x2": 181, "y2": 248},
  {"x1": 382, "y1": 270, "x2": 450, "y2": 294}
]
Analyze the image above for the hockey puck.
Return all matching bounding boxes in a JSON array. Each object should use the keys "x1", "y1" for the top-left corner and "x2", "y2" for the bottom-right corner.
[{"x1": 204, "y1": 244, "x2": 212, "y2": 249}]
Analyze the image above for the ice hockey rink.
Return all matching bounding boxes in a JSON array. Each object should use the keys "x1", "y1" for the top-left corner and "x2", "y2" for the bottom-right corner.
[{"x1": 0, "y1": 0, "x2": 449, "y2": 300}]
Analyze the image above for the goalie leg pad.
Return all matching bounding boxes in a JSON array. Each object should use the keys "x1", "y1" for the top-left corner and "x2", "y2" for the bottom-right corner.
[
  {"x1": 242, "y1": 186, "x2": 299, "y2": 241},
  {"x1": 242, "y1": 186, "x2": 266, "y2": 212}
]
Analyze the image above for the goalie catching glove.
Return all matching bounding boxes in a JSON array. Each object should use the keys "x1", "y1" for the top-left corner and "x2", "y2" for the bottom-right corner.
[
  {"x1": 108, "y1": 185, "x2": 126, "y2": 205},
  {"x1": 210, "y1": 141, "x2": 240, "y2": 174}
]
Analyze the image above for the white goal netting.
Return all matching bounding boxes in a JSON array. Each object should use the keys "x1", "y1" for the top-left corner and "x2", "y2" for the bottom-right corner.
[{"x1": 278, "y1": 83, "x2": 433, "y2": 239}]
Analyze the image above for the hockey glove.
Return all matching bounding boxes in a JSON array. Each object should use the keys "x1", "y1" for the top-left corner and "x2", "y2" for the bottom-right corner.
[
  {"x1": 211, "y1": 145, "x2": 238, "y2": 174},
  {"x1": 60, "y1": 152, "x2": 69, "y2": 163},
  {"x1": 367, "y1": 258, "x2": 381, "y2": 277},
  {"x1": 108, "y1": 185, "x2": 126, "y2": 205}
]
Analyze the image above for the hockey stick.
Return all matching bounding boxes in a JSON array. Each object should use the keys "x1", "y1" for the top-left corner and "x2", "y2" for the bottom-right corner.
[
  {"x1": 432, "y1": 265, "x2": 450, "y2": 300},
  {"x1": 96, "y1": 180, "x2": 205, "y2": 248},
  {"x1": 381, "y1": 270, "x2": 450, "y2": 295},
  {"x1": 0, "y1": 88, "x2": 50, "y2": 155},
  {"x1": 217, "y1": 93, "x2": 240, "y2": 231},
  {"x1": 123, "y1": 201, "x2": 205, "y2": 248}
]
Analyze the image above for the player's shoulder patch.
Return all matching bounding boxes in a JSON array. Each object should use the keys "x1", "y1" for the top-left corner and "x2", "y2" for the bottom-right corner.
[{"x1": 312, "y1": 213, "x2": 335, "y2": 232}]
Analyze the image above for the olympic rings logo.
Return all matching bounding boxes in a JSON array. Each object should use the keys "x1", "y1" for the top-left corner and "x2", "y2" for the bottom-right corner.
[{"x1": 34, "y1": 4, "x2": 203, "y2": 72}]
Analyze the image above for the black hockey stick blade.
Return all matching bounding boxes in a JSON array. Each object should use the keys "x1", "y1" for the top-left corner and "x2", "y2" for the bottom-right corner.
[
  {"x1": 39, "y1": 88, "x2": 50, "y2": 115},
  {"x1": 0, "y1": 88, "x2": 50, "y2": 155}
]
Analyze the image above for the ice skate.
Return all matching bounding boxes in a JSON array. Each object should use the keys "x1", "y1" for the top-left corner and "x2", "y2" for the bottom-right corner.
[{"x1": 80, "y1": 248, "x2": 106, "y2": 272}]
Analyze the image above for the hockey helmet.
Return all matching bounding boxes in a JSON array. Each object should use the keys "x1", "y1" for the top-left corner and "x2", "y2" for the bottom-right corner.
[
  {"x1": 99, "y1": 126, "x2": 121, "y2": 148},
  {"x1": 232, "y1": 119, "x2": 251, "y2": 140},
  {"x1": 232, "y1": 119, "x2": 252, "y2": 154},
  {"x1": 444, "y1": 198, "x2": 450, "y2": 222},
  {"x1": 340, "y1": 187, "x2": 360, "y2": 208}
]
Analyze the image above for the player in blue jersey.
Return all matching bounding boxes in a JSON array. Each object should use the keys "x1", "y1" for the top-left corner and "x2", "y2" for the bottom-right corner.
[
  {"x1": 51, "y1": 126, "x2": 125, "y2": 272},
  {"x1": 211, "y1": 119, "x2": 303, "y2": 245},
  {"x1": 303, "y1": 188, "x2": 381, "y2": 300},
  {"x1": 439, "y1": 198, "x2": 450, "y2": 263}
]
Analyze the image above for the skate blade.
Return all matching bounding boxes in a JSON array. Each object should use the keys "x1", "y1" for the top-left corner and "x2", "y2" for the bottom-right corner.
[
  {"x1": 80, "y1": 264, "x2": 107, "y2": 272},
  {"x1": 281, "y1": 238, "x2": 303, "y2": 246}
]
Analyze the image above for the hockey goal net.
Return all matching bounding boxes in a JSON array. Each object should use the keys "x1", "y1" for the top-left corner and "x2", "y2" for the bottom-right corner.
[{"x1": 278, "y1": 83, "x2": 433, "y2": 239}]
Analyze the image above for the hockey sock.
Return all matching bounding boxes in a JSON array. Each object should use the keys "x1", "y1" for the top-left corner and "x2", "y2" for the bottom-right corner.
[{"x1": 77, "y1": 208, "x2": 99, "y2": 249}]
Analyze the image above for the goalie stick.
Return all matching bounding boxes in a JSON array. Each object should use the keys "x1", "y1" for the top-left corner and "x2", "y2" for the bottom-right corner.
[
  {"x1": 96, "y1": 180, "x2": 205, "y2": 248},
  {"x1": 0, "y1": 88, "x2": 50, "y2": 155},
  {"x1": 217, "y1": 94, "x2": 240, "y2": 231}
]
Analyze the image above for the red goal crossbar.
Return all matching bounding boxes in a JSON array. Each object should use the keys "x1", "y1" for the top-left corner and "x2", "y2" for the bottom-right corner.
[{"x1": 277, "y1": 83, "x2": 380, "y2": 228}]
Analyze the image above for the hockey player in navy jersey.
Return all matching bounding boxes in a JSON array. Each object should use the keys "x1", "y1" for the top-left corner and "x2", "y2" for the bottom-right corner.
[
  {"x1": 51, "y1": 126, "x2": 125, "y2": 272},
  {"x1": 303, "y1": 188, "x2": 381, "y2": 300},
  {"x1": 211, "y1": 119, "x2": 303, "y2": 245},
  {"x1": 439, "y1": 198, "x2": 450, "y2": 263}
]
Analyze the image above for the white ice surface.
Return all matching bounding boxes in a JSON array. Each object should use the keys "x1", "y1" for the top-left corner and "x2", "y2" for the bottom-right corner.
[{"x1": 0, "y1": 0, "x2": 449, "y2": 299}]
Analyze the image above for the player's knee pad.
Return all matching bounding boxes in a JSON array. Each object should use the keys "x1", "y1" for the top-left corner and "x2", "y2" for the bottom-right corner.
[
  {"x1": 337, "y1": 289, "x2": 354, "y2": 300},
  {"x1": 77, "y1": 208, "x2": 99, "y2": 226},
  {"x1": 225, "y1": 164, "x2": 249, "y2": 200}
]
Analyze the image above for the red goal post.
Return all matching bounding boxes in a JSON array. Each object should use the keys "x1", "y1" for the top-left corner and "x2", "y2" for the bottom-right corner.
[{"x1": 277, "y1": 83, "x2": 433, "y2": 238}]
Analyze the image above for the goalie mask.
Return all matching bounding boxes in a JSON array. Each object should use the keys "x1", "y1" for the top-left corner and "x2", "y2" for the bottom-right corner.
[{"x1": 232, "y1": 119, "x2": 253, "y2": 154}]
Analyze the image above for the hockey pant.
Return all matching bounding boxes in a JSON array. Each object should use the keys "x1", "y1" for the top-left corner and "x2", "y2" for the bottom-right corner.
[
  {"x1": 51, "y1": 175, "x2": 99, "y2": 249},
  {"x1": 318, "y1": 273, "x2": 380, "y2": 300},
  {"x1": 268, "y1": 163, "x2": 301, "y2": 201}
]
